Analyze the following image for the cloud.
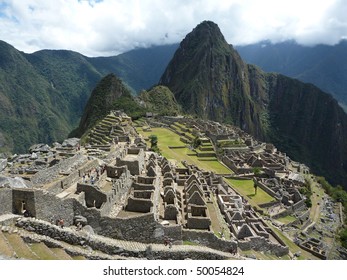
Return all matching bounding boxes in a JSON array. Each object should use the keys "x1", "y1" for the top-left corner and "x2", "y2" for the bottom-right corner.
[{"x1": 0, "y1": 0, "x2": 346, "y2": 56}]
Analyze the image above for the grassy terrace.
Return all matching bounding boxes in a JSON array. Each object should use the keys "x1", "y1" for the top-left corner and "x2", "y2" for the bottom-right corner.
[
  {"x1": 276, "y1": 215, "x2": 297, "y2": 225},
  {"x1": 136, "y1": 127, "x2": 231, "y2": 174},
  {"x1": 224, "y1": 178, "x2": 275, "y2": 208},
  {"x1": 309, "y1": 181, "x2": 325, "y2": 223},
  {"x1": 171, "y1": 123, "x2": 195, "y2": 140}
]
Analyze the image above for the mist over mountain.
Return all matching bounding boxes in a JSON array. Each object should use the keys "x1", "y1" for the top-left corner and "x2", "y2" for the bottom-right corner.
[{"x1": 236, "y1": 40, "x2": 347, "y2": 110}]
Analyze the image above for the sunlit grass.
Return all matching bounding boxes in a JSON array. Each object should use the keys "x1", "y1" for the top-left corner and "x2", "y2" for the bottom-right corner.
[
  {"x1": 137, "y1": 127, "x2": 231, "y2": 174},
  {"x1": 224, "y1": 178, "x2": 275, "y2": 207}
]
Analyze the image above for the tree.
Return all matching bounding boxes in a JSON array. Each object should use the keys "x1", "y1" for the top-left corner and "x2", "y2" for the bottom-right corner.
[
  {"x1": 252, "y1": 167, "x2": 261, "y2": 176},
  {"x1": 192, "y1": 136, "x2": 201, "y2": 149},
  {"x1": 149, "y1": 135, "x2": 158, "y2": 148},
  {"x1": 148, "y1": 134, "x2": 160, "y2": 154},
  {"x1": 254, "y1": 182, "x2": 258, "y2": 195}
]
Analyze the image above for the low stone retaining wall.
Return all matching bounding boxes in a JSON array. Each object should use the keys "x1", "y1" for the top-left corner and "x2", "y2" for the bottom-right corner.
[
  {"x1": 238, "y1": 236, "x2": 289, "y2": 257},
  {"x1": 182, "y1": 228, "x2": 237, "y2": 253},
  {"x1": 15, "y1": 217, "x2": 232, "y2": 260}
]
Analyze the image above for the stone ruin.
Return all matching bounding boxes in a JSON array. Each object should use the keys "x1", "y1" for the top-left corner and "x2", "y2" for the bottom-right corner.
[{"x1": 8, "y1": 112, "x2": 341, "y2": 259}]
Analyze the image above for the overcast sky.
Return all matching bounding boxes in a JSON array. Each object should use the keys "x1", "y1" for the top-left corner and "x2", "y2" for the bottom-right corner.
[{"x1": 0, "y1": 0, "x2": 346, "y2": 56}]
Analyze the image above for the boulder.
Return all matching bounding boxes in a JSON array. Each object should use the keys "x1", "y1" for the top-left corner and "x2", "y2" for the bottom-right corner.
[
  {"x1": 30, "y1": 153, "x2": 38, "y2": 160},
  {"x1": 62, "y1": 138, "x2": 80, "y2": 148},
  {"x1": 0, "y1": 176, "x2": 29, "y2": 188},
  {"x1": 52, "y1": 142, "x2": 62, "y2": 149},
  {"x1": 82, "y1": 225, "x2": 94, "y2": 235},
  {"x1": 74, "y1": 215, "x2": 88, "y2": 226},
  {"x1": 29, "y1": 143, "x2": 51, "y2": 153}
]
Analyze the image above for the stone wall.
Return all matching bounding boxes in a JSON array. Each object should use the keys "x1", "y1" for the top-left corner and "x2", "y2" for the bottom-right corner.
[
  {"x1": 186, "y1": 214, "x2": 211, "y2": 230},
  {"x1": 116, "y1": 148, "x2": 145, "y2": 175},
  {"x1": 116, "y1": 158, "x2": 141, "y2": 175},
  {"x1": 293, "y1": 200, "x2": 305, "y2": 211},
  {"x1": 258, "y1": 200, "x2": 280, "y2": 209},
  {"x1": 12, "y1": 189, "x2": 36, "y2": 216},
  {"x1": 35, "y1": 190, "x2": 74, "y2": 225},
  {"x1": 76, "y1": 183, "x2": 108, "y2": 209},
  {"x1": 238, "y1": 236, "x2": 289, "y2": 256},
  {"x1": 106, "y1": 165, "x2": 127, "y2": 179},
  {"x1": 31, "y1": 154, "x2": 88, "y2": 186},
  {"x1": 182, "y1": 229, "x2": 237, "y2": 252},
  {"x1": 253, "y1": 179, "x2": 278, "y2": 198},
  {"x1": 15, "y1": 217, "x2": 230, "y2": 260},
  {"x1": 132, "y1": 182, "x2": 155, "y2": 191},
  {"x1": 72, "y1": 201, "x2": 161, "y2": 243},
  {"x1": 44, "y1": 159, "x2": 100, "y2": 194},
  {"x1": 0, "y1": 188, "x2": 12, "y2": 214},
  {"x1": 271, "y1": 208, "x2": 293, "y2": 219},
  {"x1": 126, "y1": 197, "x2": 153, "y2": 213}
]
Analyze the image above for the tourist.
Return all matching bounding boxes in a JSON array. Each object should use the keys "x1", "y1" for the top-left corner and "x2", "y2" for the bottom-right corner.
[{"x1": 58, "y1": 219, "x2": 64, "y2": 228}]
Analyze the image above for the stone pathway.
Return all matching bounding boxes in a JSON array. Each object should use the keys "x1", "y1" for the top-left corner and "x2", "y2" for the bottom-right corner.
[{"x1": 2, "y1": 216, "x2": 237, "y2": 260}]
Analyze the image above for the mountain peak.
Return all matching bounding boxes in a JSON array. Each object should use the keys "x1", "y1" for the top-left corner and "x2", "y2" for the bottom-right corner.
[
  {"x1": 159, "y1": 21, "x2": 258, "y2": 134},
  {"x1": 179, "y1": 20, "x2": 227, "y2": 51},
  {"x1": 193, "y1": 20, "x2": 221, "y2": 33}
]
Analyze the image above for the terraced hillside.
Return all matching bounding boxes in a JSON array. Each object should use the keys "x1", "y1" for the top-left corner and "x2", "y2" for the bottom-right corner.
[{"x1": 136, "y1": 122, "x2": 231, "y2": 174}]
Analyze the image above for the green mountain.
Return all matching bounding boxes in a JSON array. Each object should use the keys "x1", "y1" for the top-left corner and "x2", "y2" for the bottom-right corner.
[
  {"x1": 236, "y1": 40, "x2": 347, "y2": 110},
  {"x1": 159, "y1": 21, "x2": 268, "y2": 139},
  {"x1": 0, "y1": 41, "x2": 73, "y2": 153},
  {"x1": 0, "y1": 40, "x2": 177, "y2": 153},
  {"x1": 88, "y1": 44, "x2": 178, "y2": 93},
  {"x1": 75, "y1": 73, "x2": 145, "y2": 137},
  {"x1": 75, "y1": 77, "x2": 182, "y2": 138},
  {"x1": 138, "y1": 85, "x2": 182, "y2": 116},
  {"x1": 159, "y1": 21, "x2": 347, "y2": 188}
]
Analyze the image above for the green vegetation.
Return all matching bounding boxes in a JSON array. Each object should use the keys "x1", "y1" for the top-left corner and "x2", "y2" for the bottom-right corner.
[
  {"x1": 183, "y1": 240, "x2": 199, "y2": 246},
  {"x1": 148, "y1": 134, "x2": 160, "y2": 154},
  {"x1": 0, "y1": 42, "x2": 76, "y2": 153},
  {"x1": 137, "y1": 127, "x2": 231, "y2": 174},
  {"x1": 76, "y1": 74, "x2": 146, "y2": 137},
  {"x1": 192, "y1": 136, "x2": 202, "y2": 149},
  {"x1": 276, "y1": 215, "x2": 297, "y2": 224},
  {"x1": 207, "y1": 195, "x2": 232, "y2": 239},
  {"x1": 3, "y1": 233, "x2": 38, "y2": 259},
  {"x1": 217, "y1": 139, "x2": 245, "y2": 148},
  {"x1": 224, "y1": 178, "x2": 275, "y2": 207},
  {"x1": 240, "y1": 249, "x2": 290, "y2": 260},
  {"x1": 29, "y1": 243, "x2": 59, "y2": 260},
  {"x1": 299, "y1": 180, "x2": 313, "y2": 208},
  {"x1": 252, "y1": 167, "x2": 261, "y2": 176},
  {"x1": 0, "y1": 41, "x2": 177, "y2": 153},
  {"x1": 317, "y1": 177, "x2": 347, "y2": 248},
  {"x1": 264, "y1": 222, "x2": 318, "y2": 260},
  {"x1": 138, "y1": 86, "x2": 182, "y2": 116}
]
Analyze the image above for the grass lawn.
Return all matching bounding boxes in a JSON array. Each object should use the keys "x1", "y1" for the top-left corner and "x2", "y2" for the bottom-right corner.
[
  {"x1": 29, "y1": 243, "x2": 59, "y2": 260},
  {"x1": 276, "y1": 215, "x2": 297, "y2": 224},
  {"x1": 224, "y1": 178, "x2": 275, "y2": 207},
  {"x1": 309, "y1": 182, "x2": 325, "y2": 223},
  {"x1": 207, "y1": 196, "x2": 232, "y2": 240},
  {"x1": 264, "y1": 222, "x2": 319, "y2": 260},
  {"x1": 4, "y1": 233, "x2": 38, "y2": 259},
  {"x1": 137, "y1": 127, "x2": 231, "y2": 174},
  {"x1": 240, "y1": 249, "x2": 290, "y2": 260},
  {"x1": 0, "y1": 231, "x2": 14, "y2": 257}
]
